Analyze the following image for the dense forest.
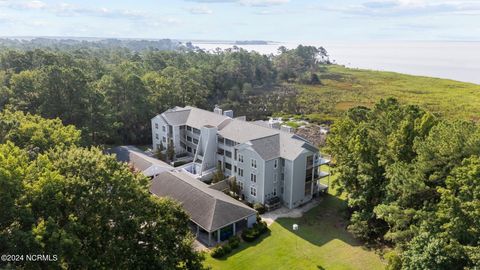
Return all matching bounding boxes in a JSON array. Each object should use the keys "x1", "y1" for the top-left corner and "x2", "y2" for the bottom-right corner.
[
  {"x1": 328, "y1": 99, "x2": 480, "y2": 269},
  {"x1": 0, "y1": 38, "x2": 329, "y2": 145}
]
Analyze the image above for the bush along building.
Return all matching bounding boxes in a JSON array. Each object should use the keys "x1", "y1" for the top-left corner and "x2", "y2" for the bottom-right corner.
[{"x1": 151, "y1": 105, "x2": 330, "y2": 209}]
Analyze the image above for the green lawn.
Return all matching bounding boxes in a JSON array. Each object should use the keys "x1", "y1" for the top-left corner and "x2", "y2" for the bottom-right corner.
[
  {"x1": 204, "y1": 171, "x2": 385, "y2": 270},
  {"x1": 297, "y1": 65, "x2": 480, "y2": 122}
]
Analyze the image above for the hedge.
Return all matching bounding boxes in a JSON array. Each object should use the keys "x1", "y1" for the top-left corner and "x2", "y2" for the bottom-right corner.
[{"x1": 241, "y1": 221, "x2": 269, "y2": 242}]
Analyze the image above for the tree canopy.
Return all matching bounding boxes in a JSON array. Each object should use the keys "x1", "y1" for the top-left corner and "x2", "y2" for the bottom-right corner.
[
  {"x1": 327, "y1": 98, "x2": 480, "y2": 269},
  {"x1": 0, "y1": 112, "x2": 205, "y2": 269},
  {"x1": 0, "y1": 44, "x2": 329, "y2": 145}
]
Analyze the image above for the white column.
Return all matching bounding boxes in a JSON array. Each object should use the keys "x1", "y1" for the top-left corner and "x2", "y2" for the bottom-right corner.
[
  {"x1": 217, "y1": 229, "x2": 221, "y2": 243},
  {"x1": 233, "y1": 223, "x2": 236, "y2": 235},
  {"x1": 196, "y1": 224, "x2": 199, "y2": 237}
]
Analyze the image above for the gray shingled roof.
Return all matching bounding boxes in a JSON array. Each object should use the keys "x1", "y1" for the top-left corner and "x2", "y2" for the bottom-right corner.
[
  {"x1": 150, "y1": 171, "x2": 256, "y2": 232},
  {"x1": 162, "y1": 109, "x2": 191, "y2": 126},
  {"x1": 107, "y1": 146, "x2": 174, "y2": 177},
  {"x1": 218, "y1": 119, "x2": 278, "y2": 143},
  {"x1": 153, "y1": 106, "x2": 319, "y2": 161},
  {"x1": 249, "y1": 135, "x2": 281, "y2": 160}
]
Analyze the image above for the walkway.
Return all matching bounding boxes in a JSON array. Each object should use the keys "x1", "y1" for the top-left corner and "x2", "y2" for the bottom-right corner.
[{"x1": 261, "y1": 197, "x2": 323, "y2": 226}]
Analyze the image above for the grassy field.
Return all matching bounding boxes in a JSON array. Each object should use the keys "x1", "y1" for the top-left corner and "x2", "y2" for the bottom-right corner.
[
  {"x1": 297, "y1": 65, "x2": 480, "y2": 122},
  {"x1": 204, "y1": 170, "x2": 385, "y2": 270}
]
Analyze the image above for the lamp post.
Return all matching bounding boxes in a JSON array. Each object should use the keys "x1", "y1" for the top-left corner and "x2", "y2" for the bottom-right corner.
[{"x1": 292, "y1": 224, "x2": 299, "y2": 251}]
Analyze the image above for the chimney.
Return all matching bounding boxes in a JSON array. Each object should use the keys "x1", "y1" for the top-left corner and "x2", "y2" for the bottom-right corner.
[
  {"x1": 213, "y1": 105, "x2": 223, "y2": 115},
  {"x1": 281, "y1": 125, "x2": 294, "y2": 133},
  {"x1": 223, "y1": 110, "x2": 234, "y2": 118}
]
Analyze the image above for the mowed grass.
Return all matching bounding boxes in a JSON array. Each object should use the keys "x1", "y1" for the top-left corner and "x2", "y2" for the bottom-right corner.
[
  {"x1": 297, "y1": 65, "x2": 480, "y2": 122},
  {"x1": 204, "y1": 170, "x2": 385, "y2": 270}
]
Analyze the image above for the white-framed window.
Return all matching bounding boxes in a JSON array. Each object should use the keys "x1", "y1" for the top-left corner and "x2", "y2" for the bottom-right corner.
[
  {"x1": 274, "y1": 174, "x2": 277, "y2": 183},
  {"x1": 155, "y1": 123, "x2": 158, "y2": 129},
  {"x1": 155, "y1": 133, "x2": 159, "y2": 140},
  {"x1": 162, "y1": 137, "x2": 166, "y2": 142},
  {"x1": 238, "y1": 168, "x2": 244, "y2": 177},
  {"x1": 251, "y1": 159, "x2": 257, "y2": 168},
  {"x1": 273, "y1": 187, "x2": 277, "y2": 196},
  {"x1": 162, "y1": 126, "x2": 166, "y2": 132},
  {"x1": 274, "y1": 159, "x2": 278, "y2": 169},
  {"x1": 250, "y1": 186, "x2": 257, "y2": 197},
  {"x1": 250, "y1": 173, "x2": 257, "y2": 183},
  {"x1": 238, "y1": 154, "x2": 244, "y2": 163},
  {"x1": 238, "y1": 181, "x2": 244, "y2": 191}
]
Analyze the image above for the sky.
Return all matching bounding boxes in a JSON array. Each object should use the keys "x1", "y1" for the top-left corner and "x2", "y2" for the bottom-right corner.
[{"x1": 0, "y1": 0, "x2": 479, "y2": 42}]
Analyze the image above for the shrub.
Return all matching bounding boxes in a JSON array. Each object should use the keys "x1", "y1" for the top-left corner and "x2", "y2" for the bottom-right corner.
[
  {"x1": 210, "y1": 235, "x2": 241, "y2": 258},
  {"x1": 228, "y1": 235, "x2": 241, "y2": 249},
  {"x1": 241, "y1": 221, "x2": 269, "y2": 242},
  {"x1": 211, "y1": 245, "x2": 226, "y2": 258},
  {"x1": 253, "y1": 203, "x2": 266, "y2": 214}
]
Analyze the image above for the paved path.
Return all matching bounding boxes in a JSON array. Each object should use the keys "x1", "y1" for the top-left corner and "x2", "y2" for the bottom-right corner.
[{"x1": 261, "y1": 197, "x2": 323, "y2": 226}]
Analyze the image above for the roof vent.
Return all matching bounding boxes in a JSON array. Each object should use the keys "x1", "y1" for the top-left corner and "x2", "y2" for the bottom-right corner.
[
  {"x1": 223, "y1": 110, "x2": 234, "y2": 118},
  {"x1": 213, "y1": 105, "x2": 223, "y2": 115}
]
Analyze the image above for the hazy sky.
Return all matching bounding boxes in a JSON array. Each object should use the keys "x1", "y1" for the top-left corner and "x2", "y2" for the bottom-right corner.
[{"x1": 1, "y1": 0, "x2": 479, "y2": 41}]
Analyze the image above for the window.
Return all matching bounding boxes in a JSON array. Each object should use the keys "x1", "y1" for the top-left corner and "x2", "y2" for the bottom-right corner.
[
  {"x1": 187, "y1": 146, "x2": 192, "y2": 153},
  {"x1": 163, "y1": 137, "x2": 166, "y2": 142},
  {"x1": 250, "y1": 173, "x2": 257, "y2": 183},
  {"x1": 274, "y1": 174, "x2": 277, "y2": 183},
  {"x1": 238, "y1": 181, "x2": 244, "y2": 191},
  {"x1": 155, "y1": 133, "x2": 159, "y2": 140},
  {"x1": 225, "y1": 163, "x2": 232, "y2": 170},
  {"x1": 187, "y1": 126, "x2": 192, "y2": 131},
  {"x1": 281, "y1": 187, "x2": 284, "y2": 194},
  {"x1": 218, "y1": 148, "x2": 224, "y2": 155},
  {"x1": 273, "y1": 187, "x2": 277, "y2": 196},
  {"x1": 225, "y1": 150, "x2": 232, "y2": 158},
  {"x1": 250, "y1": 186, "x2": 257, "y2": 197},
  {"x1": 238, "y1": 154, "x2": 244, "y2": 163},
  {"x1": 193, "y1": 128, "x2": 200, "y2": 134},
  {"x1": 238, "y1": 168, "x2": 244, "y2": 177},
  {"x1": 217, "y1": 137, "x2": 224, "y2": 144},
  {"x1": 234, "y1": 149, "x2": 238, "y2": 160},
  {"x1": 234, "y1": 165, "x2": 237, "y2": 173},
  {"x1": 187, "y1": 136, "x2": 192, "y2": 142},
  {"x1": 281, "y1": 173, "x2": 285, "y2": 181},
  {"x1": 180, "y1": 125, "x2": 185, "y2": 130},
  {"x1": 274, "y1": 159, "x2": 278, "y2": 169},
  {"x1": 155, "y1": 123, "x2": 158, "y2": 129},
  {"x1": 162, "y1": 126, "x2": 166, "y2": 132},
  {"x1": 193, "y1": 138, "x2": 199, "y2": 144},
  {"x1": 251, "y1": 159, "x2": 257, "y2": 168}
]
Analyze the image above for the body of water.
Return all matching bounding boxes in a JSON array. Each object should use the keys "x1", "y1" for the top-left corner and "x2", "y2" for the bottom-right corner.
[{"x1": 192, "y1": 41, "x2": 480, "y2": 85}]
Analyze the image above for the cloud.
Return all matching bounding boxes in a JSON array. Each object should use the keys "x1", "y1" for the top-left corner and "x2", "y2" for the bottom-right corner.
[
  {"x1": 186, "y1": 6, "x2": 213, "y2": 14},
  {"x1": 52, "y1": 3, "x2": 148, "y2": 19},
  {"x1": 185, "y1": 0, "x2": 289, "y2": 7},
  {"x1": 0, "y1": 0, "x2": 47, "y2": 10},
  {"x1": 318, "y1": 0, "x2": 480, "y2": 17}
]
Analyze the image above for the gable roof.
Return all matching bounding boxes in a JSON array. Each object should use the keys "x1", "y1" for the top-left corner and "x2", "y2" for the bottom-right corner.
[
  {"x1": 249, "y1": 134, "x2": 281, "y2": 160},
  {"x1": 184, "y1": 106, "x2": 232, "y2": 129},
  {"x1": 218, "y1": 119, "x2": 278, "y2": 143},
  {"x1": 153, "y1": 106, "x2": 319, "y2": 161},
  {"x1": 150, "y1": 171, "x2": 256, "y2": 232},
  {"x1": 107, "y1": 146, "x2": 174, "y2": 177},
  {"x1": 162, "y1": 109, "x2": 191, "y2": 126}
]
